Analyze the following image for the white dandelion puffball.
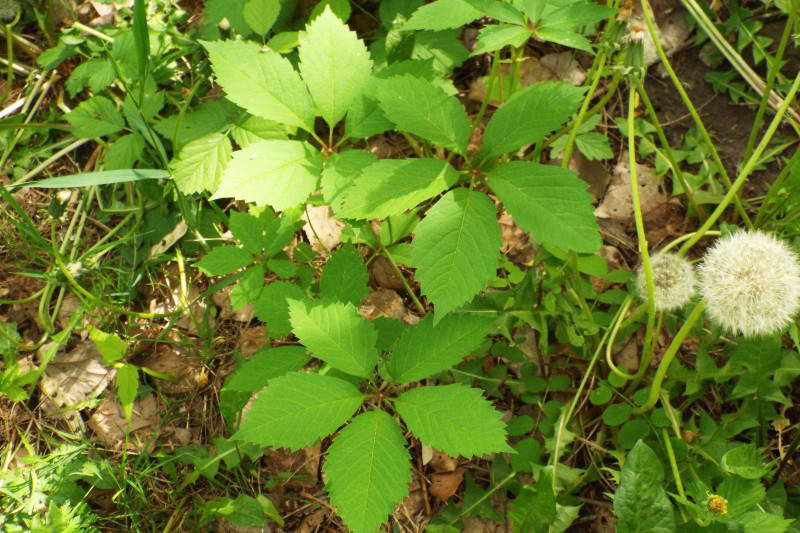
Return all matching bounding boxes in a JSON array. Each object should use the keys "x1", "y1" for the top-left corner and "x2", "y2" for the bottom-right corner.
[
  {"x1": 636, "y1": 252, "x2": 697, "y2": 311},
  {"x1": 699, "y1": 230, "x2": 800, "y2": 337}
]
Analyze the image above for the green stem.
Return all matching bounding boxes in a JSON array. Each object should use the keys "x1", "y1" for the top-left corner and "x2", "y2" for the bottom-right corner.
[
  {"x1": 626, "y1": 86, "x2": 657, "y2": 387},
  {"x1": 380, "y1": 244, "x2": 425, "y2": 315},
  {"x1": 633, "y1": 300, "x2": 706, "y2": 414},
  {"x1": 742, "y1": 11, "x2": 796, "y2": 163},
  {"x1": 679, "y1": 70, "x2": 800, "y2": 255},
  {"x1": 605, "y1": 296, "x2": 637, "y2": 380},
  {"x1": 640, "y1": 0, "x2": 752, "y2": 228}
]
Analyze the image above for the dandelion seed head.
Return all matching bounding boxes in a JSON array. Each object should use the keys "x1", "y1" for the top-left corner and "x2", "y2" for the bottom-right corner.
[
  {"x1": 699, "y1": 230, "x2": 800, "y2": 337},
  {"x1": 636, "y1": 252, "x2": 696, "y2": 311}
]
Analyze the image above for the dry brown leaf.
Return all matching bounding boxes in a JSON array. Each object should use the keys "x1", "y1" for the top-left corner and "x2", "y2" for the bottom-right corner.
[
  {"x1": 499, "y1": 212, "x2": 534, "y2": 266},
  {"x1": 463, "y1": 516, "x2": 508, "y2": 532},
  {"x1": 429, "y1": 450, "x2": 458, "y2": 473},
  {"x1": 643, "y1": 10, "x2": 691, "y2": 70},
  {"x1": 539, "y1": 52, "x2": 586, "y2": 86},
  {"x1": 565, "y1": 150, "x2": 613, "y2": 200},
  {"x1": 237, "y1": 326, "x2": 267, "y2": 357},
  {"x1": 358, "y1": 288, "x2": 420, "y2": 325},
  {"x1": 39, "y1": 341, "x2": 115, "y2": 412},
  {"x1": 297, "y1": 508, "x2": 327, "y2": 533},
  {"x1": 431, "y1": 468, "x2": 464, "y2": 501},
  {"x1": 88, "y1": 394, "x2": 160, "y2": 451},
  {"x1": 468, "y1": 57, "x2": 558, "y2": 106},
  {"x1": 150, "y1": 283, "x2": 213, "y2": 335},
  {"x1": 301, "y1": 205, "x2": 344, "y2": 254},
  {"x1": 212, "y1": 285, "x2": 255, "y2": 322},
  {"x1": 141, "y1": 344, "x2": 207, "y2": 394},
  {"x1": 370, "y1": 256, "x2": 404, "y2": 290},
  {"x1": 595, "y1": 154, "x2": 668, "y2": 228}
]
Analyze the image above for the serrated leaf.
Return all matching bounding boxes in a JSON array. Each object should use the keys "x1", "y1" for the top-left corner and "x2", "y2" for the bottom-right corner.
[
  {"x1": 343, "y1": 93, "x2": 393, "y2": 139},
  {"x1": 482, "y1": 82, "x2": 584, "y2": 157},
  {"x1": 540, "y1": 1, "x2": 615, "y2": 30},
  {"x1": 463, "y1": 0, "x2": 526, "y2": 24},
  {"x1": 288, "y1": 299, "x2": 378, "y2": 378},
  {"x1": 487, "y1": 161, "x2": 600, "y2": 253},
  {"x1": 103, "y1": 134, "x2": 145, "y2": 170},
  {"x1": 230, "y1": 265, "x2": 264, "y2": 310},
  {"x1": 575, "y1": 131, "x2": 613, "y2": 160},
  {"x1": 299, "y1": 6, "x2": 373, "y2": 127},
  {"x1": 252, "y1": 282, "x2": 305, "y2": 338},
  {"x1": 65, "y1": 96, "x2": 125, "y2": 138},
  {"x1": 376, "y1": 74, "x2": 470, "y2": 154},
  {"x1": 233, "y1": 372, "x2": 363, "y2": 450},
  {"x1": 395, "y1": 384, "x2": 511, "y2": 457},
  {"x1": 242, "y1": 0, "x2": 280, "y2": 35},
  {"x1": 170, "y1": 132, "x2": 232, "y2": 195},
  {"x1": 212, "y1": 140, "x2": 321, "y2": 211},
  {"x1": 403, "y1": 0, "x2": 483, "y2": 30},
  {"x1": 411, "y1": 189, "x2": 501, "y2": 322},
  {"x1": 155, "y1": 99, "x2": 239, "y2": 150},
  {"x1": 470, "y1": 24, "x2": 531, "y2": 56},
  {"x1": 229, "y1": 211, "x2": 265, "y2": 254},
  {"x1": 739, "y1": 512, "x2": 793, "y2": 533},
  {"x1": 388, "y1": 313, "x2": 493, "y2": 383},
  {"x1": 88, "y1": 326, "x2": 127, "y2": 364},
  {"x1": 412, "y1": 29, "x2": 468, "y2": 73},
  {"x1": 202, "y1": 40, "x2": 314, "y2": 131},
  {"x1": 338, "y1": 158, "x2": 458, "y2": 219},
  {"x1": 65, "y1": 58, "x2": 115, "y2": 97},
  {"x1": 322, "y1": 150, "x2": 377, "y2": 214},
  {"x1": 220, "y1": 345, "x2": 310, "y2": 426},
  {"x1": 197, "y1": 246, "x2": 253, "y2": 276},
  {"x1": 613, "y1": 441, "x2": 676, "y2": 533},
  {"x1": 509, "y1": 467, "x2": 556, "y2": 532},
  {"x1": 320, "y1": 245, "x2": 369, "y2": 306},
  {"x1": 324, "y1": 411, "x2": 411, "y2": 533}
]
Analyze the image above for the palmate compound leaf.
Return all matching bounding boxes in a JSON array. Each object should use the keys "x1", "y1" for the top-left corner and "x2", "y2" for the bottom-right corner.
[
  {"x1": 482, "y1": 81, "x2": 585, "y2": 158},
  {"x1": 212, "y1": 140, "x2": 322, "y2": 211},
  {"x1": 298, "y1": 6, "x2": 373, "y2": 127},
  {"x1": 320, "y1": 244, "x2": 369, "y2": 306},
  {"x1": 232, "y1": 372, "x2": 363, "y2": 450},
  {"x1": 487, "y1": 161, "x2": 601, "y2": 253},
  {"x1": 337, "y1": 158, "x2": 458, "y2": 219},
  {"x1": 394, "y1": 384, "x2": 512, "y2": 457},
  {"x1": 403, "y1": 0, "x2": 484, "y2": 31},
  {"x1": 202, "y1": 40, "x2": 315, "y2": 131},
  {"x1": 388, "y1": 313, "x2": 494, "y2": 384},
  {"x1": 169, "y1": 132, "x2": 232, "y2": 195},
  {"x1": 411, "y1": 188, "x2": 501, "y2": 322},
  {"x1": 323, "y1": 410, "x2": 411, "y2": 533},
  {"x1": 375, "y1": 74, "x2": 470, "y2": 155},
  {"x1": 613, "y1": 440, "x2": 676, "y2": 533},
  {"x1": 288, "y1": 299, "x2": 378, "y2": 378}
]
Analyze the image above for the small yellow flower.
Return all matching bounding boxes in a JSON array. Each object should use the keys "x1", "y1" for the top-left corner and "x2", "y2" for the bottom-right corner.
[{"x1": 706, "y1": 493, "x2": 728, "y2": 515}]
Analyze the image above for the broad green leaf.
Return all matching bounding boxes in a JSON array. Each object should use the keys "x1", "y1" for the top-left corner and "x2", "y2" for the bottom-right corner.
[
  {"x1": 738, "y1": 512, "x2": 793, "y2": 533},
  {"x1": 613, "y1": 440, "x2": 676, "y2": 533},
  {"x1": 717, "y1": 476, "x2": 765, "y2": 518},
  {"x1": 470, "y1": 24, "x2": 531, "y2": 56},
  {"x1": 204, "y1": 494, "x2": 282, "y2": 528},
  {"x1": 463, "y1": 0, "x2": 526, "y2": 24},
  {"x1": 220, "y1": 345, "x2": 310, "y2": 426},
  {"x1": 65, "y1": 96, "x2": 125, "y2": 138},
  {"x1": 202, "y1": 40, "x2": 314, "y2": 131},
  {"x1": 535, "y1": 28, "x2": 593, "y2": 52},
  {"x1": 487, "y1": 161, "x2": 600, "y2": 253},
  {"x1": 321, "y1": 150, "x2": 377, "y2": 214},
  {"x1": 309, "y1": 0, "x2": 351, "y2": 20},
  {"x1": 403, "y1": 0, "x2": 483, "y2": 30},
  {"x1": 170, "y1": 132, "x2": 232, "y2": 195},
  {"x1": 721, "y1": 444, "x2": 769, "y2": 479},
  {"x1": 197, "y1": 246, "x2": 253, "y2": 276},
  {"x1": 89, "y1": 327, "x2": 127, "y2": 364},
  {"x1": 388, "y1": 313, "x2": 493, "y2": 383},
  {"x1": 230, "y1": 115, "x2": 290, "y2": 148},
  {"x1": 540, "y1": 1, "x2": 615, "y2": 30},
  {"x1": 65, "y1": 58, "x2": 115, "y2": 97},
  {"x1": 212, "y1": 140, "x2": 322, "y2": 211},
  {"x1": 482, "y1": 82, "x2": 584, "y2": 157},
  {"x1": 337, "y1": 158, "x2": 458, "y2": 219},
  {"x1": 252, "y1": 281, "x2": 305, "y2": 338},
  {"x1": 575, "y1": 132, "x2": 613, "y2": 160},
  {"x1": 324, "y1": 411, "x2": 411, "y2": 533},
  {"x1": 343, "y1": 93, "x2": 393, "y2": 139},
  {"x1": 230, "y1": 265, "x2": 264, "y2": 310},
  {"x1": 233, "y1": 372, "x2": 363, "y2": 450},
  {"x1": 320, "y1": 245, "x2": 369, "y2": 306},
  {"x1": 411, "y1": 189, "x2": 501, "y2": 322},
  {"x1": 288, "y1": 299, "x2": 378, "y2": 378},
  {"x1": 376, "y1": 74, "x2": 470, "y2": 154},
  {"x1": 229, "y1": 211, "x2": 265, "y2": 254},
  {"x1": 412, "y1": 29, "x2": 469, "y2": 73},
  {"x1": 103, "y1": 134, "x2": 145, "y2": 170},
  {"x1": 116, "y1": 363, "x2": 138, "y2": 422},
  {"x1": 395, "y1": 384, "x2": 511, "y2": 457},
  {"x1": 299, "y1": 6, "x2": 373, "y2": 127},
  {"x1": 509, "y1": 467, "x2": 556, "y2": 532},
  {"x1": 201, "y1": 0, "x2": 251, "y2": 37},
  {"x1": 242, "y1": 0, "x2": 280, "y2": 35},
  {"x1": 155, "y1": 99, "x2": 239, "y2": 150},
  {"x1": 25, "y1": 169, "x2": 168, "y2": 188}
]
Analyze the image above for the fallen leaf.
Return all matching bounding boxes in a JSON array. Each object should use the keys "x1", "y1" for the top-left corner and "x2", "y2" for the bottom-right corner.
[
  {"x1": 595, "y1": 154, "x2": 668, "y2": 228},
  {"x1": 297, "y1": 509, "x2": 327, "y2": 533},
  {"x1": 301, "y1": 205, "x2": 344, "y2": 254},
  {"x1": 469, "y1": 57, "x2": 558, "y2": 106},
  {"x1": 539, "y1": 52, "x2": 586, "y2": 86},
  {"x1": 141, "y1": 344, "x2": 207, "y2": 394},
  {"x1": 429, "y1": 450, "x2": 458, "y2": 474},
  {"x1": 39, "y1": 341, "x2": 116, "y2": 412},
  {"x1": 88, "y1": 394, "x2": 160, "y2": 451},
  {"x1": 370, "y1": 256, "x2": 404, "y2": 290},
  {"x1": 421, "y1": 443, "x2": 435, "y2": 466},
  {"x1": 431, "y1": 468, "x2": 464, "y2": 500},
  {"x1": 237, "y1": 326, "x2": 267, "y2": 357},
  {"x1": 358, "y1": 288, "x2": 419, "y2": 324},
  {"x1": 212, "y1": 285, "x2": 255, "y2": 322},
  {"x1": 499, "y1": 211, "x2": 534, "y2": 266}
]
